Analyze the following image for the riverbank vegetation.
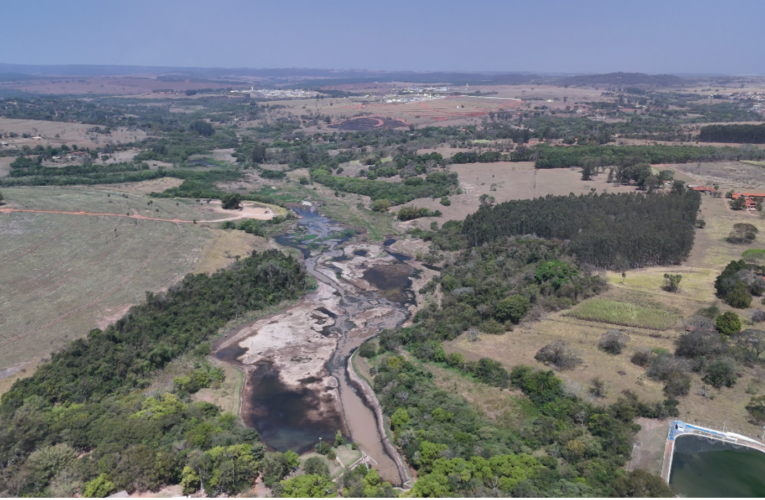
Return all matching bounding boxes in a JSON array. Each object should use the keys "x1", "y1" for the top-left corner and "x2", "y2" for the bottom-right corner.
[{"x1": 0, "y1": 250, "x2": 309, "y2": 496}]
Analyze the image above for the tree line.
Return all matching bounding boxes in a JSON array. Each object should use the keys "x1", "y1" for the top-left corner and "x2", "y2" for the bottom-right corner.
[{"x1": 699, "y1": 124, "x2": 765, "y2": 144}]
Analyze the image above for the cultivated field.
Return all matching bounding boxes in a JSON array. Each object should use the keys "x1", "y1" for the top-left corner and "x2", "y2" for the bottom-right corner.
[
  {"x1": 670, "y1": 161, "x2": 765, "y2": 192},
  {"x1": 0, "y1": 185, "x2": 278, "y2": 384}
]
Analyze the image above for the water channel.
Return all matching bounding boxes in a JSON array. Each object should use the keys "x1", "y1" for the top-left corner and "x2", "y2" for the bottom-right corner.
[
  {"x1": 670, "y1": 435, "x2": 765, "y2": 497},
  {"x1": 214, "y1": 205, "x2": 415, "y2": 484}
]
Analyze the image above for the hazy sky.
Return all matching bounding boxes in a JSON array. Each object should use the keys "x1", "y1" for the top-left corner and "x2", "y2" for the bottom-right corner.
[{"x1": 3, "y1": 0, "x2": 765, "y2": 74}]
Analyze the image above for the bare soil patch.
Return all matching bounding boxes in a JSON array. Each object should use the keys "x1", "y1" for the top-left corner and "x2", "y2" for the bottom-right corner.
[{"x1": 330, "y1": 116, "x2": 408, "y2": 130}]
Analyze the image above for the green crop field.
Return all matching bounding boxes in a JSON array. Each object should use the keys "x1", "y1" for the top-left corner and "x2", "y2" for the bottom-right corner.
[
  {"x1": 563, "y1": 299, "x2": 681, "y2": 330},
  {"x1": 0, "y1": 186, "x2": 227, "y2": 371}
]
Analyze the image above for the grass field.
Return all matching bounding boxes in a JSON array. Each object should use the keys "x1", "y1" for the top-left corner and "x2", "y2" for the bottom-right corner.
[
  {"x1": 0, "y1": 185, "x2": 279, "y2": 377},
  {"x1": 564, "y1": 299, "x2": 681, "y2": 330}
]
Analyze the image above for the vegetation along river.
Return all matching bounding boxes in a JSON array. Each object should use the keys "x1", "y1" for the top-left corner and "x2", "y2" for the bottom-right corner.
[
  {"x1": 670, "y1": 435, "x2": 765, "y2": 497},
  {"x1": 214, "y1": 205, "x2": 418, "y2": 485}
]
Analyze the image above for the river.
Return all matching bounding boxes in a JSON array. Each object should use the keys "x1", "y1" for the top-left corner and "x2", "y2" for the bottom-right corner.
[
  {"x1": 670, "y1": 434, "x2": 765, "y2": 497},
  {"x1": 214, "y1": 205, "x2": 418, "y2": 485}
]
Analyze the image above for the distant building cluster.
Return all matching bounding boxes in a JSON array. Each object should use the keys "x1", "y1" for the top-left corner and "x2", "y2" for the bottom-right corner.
[{"x1": 229, "y1": 87, "x2": 318, "y2": 98}]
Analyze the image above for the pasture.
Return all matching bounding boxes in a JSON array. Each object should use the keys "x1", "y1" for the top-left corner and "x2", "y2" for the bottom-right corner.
[
  {"x1": 0, "y1": 185, "x2": 275, "y2": 380},
  {"x1": 0, "y1": 117, "x2": 146, "y2": 149}
]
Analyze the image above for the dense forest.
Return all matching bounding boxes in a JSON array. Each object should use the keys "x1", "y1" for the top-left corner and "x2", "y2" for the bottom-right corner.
[
  {"x1": 461, "y1": 190, "x2": 701, "y2": 269},
  {"x1": 0, "y1": 251, "x2": 309, "y2": 496},
  {"x1": 699, "y1": 124, "x2": 765, "y2": 144}
]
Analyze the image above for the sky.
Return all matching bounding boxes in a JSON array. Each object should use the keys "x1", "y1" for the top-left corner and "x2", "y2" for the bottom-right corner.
[{"x1": 2, "y1": 0, "x2": 765, "y2": 75}]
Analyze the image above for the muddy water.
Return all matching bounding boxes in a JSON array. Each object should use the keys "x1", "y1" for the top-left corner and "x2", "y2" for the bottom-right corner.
[{"x1": 215, "y1": 206, "x2": 413, "y2": 484}]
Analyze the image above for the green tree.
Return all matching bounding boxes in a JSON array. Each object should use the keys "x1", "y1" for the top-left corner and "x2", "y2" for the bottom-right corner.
[
  {"x1": 334, "y1": 430, "x2": 343, "y2": 447},
  {"x1": 371, "y1": 199, "x2": 391, "y2": 212},
  {"x1": 82, "y1": 474, "x2": 115, "y2": 498},
  {"x1": 189, "y1": 120, "x2": 215, "y2": 137},
  {"x1": 279, "y1": 474, "x2": 335, "y2": 498},
  {"x1": 391, "y1": 408, "x2": 410, "y2": 430},
  {"x1": 746, "y1": 395, "x2": 765, "y2": 423},
  {"x1": 494, "y1": 294, "x2": 531, "y2": 324},
  {"x1": 727, "y1": 281, "x2": 753, "y2": 308},
  {"x1": 663, "y1": 273, "x2": 682, "y2": 292},
  {"x1": 302, "y1": 457, "x2": 329, "y2": 477},
  {"x1": 703, "y1": 359, "x2": 738, "y2": 388},
  {"x1": 221, "y1": 193, "x2": 242, "y2": 210},
  {"x1": 716, "y1": 311, "x2": 742, "y2": 335}
]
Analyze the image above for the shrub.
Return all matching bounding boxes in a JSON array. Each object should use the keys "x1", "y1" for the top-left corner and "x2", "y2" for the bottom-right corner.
[
  {"x1": 83, "y1": 474, "x2": 116, "y2": 498},
  {"x1": 599, "y1": 329, "x2": 629, "y2": 355},
  {"x1": 440, "y1": 196, "x2": 451, "y2": 206},
  {"x1": 302, "y1": 456, "x2": 329, "y2": 477},
  {"x1": 716, "y1": 311, "x2": 742, "y2": 335},
  {"x1": 631, "y1": 349, "x2": 651, "y2": 367},
  {"x1": 358, "y1": 342, "x2": 377, "y2": 358},
  {"x1": 728, "y1": 223, "x2": 758, "y2": 244},
  {"x1": 663, "y1": 273, "x2": 682, "y2": 292},
  {"x1": 675, "y1": 330, "x2": 727, "y2": 360},
  {"x1": 371, "y1": 199, "x2": 391, "y2": 212},
  {"x1": 189, "y1": 120, "x2": 215, "y2": 137},
  {"x1": 697, "y1": 305, "x2": 721, "y2": 319},
  {"x1": 397, "y1": 206, "x2": 440, "y2": 221},
  {"x1": 753, "y1": 310, "x2": 765, "y2": 323},
  {"x1": 535, "y1": 341, "x2": 582, "y2": 370},
  {"x1": 703, "y1": 359, "x2": 737, "y2": 388},
  {"x1": 494, "y1": 294, "x2": 531, "y2": 324},
  {"x1": 746, "y1": 395, "x2": 765, "y2": 422},
  {"x1": 299, "y1": 176, "x2": 310, "y2": 185},
  {"x1": 315, "y1": 441, "x2": 331, "y2": 455},
  {"x1": 478, "y1": 319, "x2": 505, "y2": 334},
  {"x1": 221, "y1": 193, "x2": 242, "y2": 210},
  {"x1": 589, "y1": 377, "x2": 609, "y2": 398},
  {"x1": 727, "y1": 282, "x2": 753, "y2": 309}
]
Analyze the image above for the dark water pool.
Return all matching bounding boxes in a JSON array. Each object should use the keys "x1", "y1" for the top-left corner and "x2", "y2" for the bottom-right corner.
[
  {"x1": 670, "y1": 435, "x2": 765, "y2": 497},
  {"x1": 362, "y1": 264, "x2": 413, "y2": 305},
  {"x1": 243, "y1": 362, "x2": 342, "y2": 454}
]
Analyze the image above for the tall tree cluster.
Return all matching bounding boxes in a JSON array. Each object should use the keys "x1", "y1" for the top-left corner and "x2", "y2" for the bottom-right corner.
[{"x1": 462, "y1": 191, "x2": 701, "y2": 269}]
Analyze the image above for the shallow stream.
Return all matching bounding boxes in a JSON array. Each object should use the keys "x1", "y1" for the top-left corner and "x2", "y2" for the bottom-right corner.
[{"x1": 214, "y1": 205, "x2": 414, "y2": 484}]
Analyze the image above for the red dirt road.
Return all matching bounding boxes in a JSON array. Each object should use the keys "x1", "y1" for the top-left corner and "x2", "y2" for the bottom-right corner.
[{"x1": 0, "y1": 207, "x2": 249, "y2": 224}]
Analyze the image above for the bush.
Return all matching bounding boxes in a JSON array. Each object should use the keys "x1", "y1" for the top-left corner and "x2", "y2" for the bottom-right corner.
[
  {"x1": 494, "y1": 294, "x2": 531, "y2": 324},
  {"x1": 746, "y1": 395, "x2": 765, "y2": 422},
  {"x1": 631, "y1": 349, "x2": 651, "y2": 367},
  {"x1": 299, "y1": 176, "x2": 310, "y2": 185},
  {"x1": 675, "y1": 330, "x2": 727, "y2": 359},
  {"x1": 358, "y1": 342, "x2": 377, "y2": 358},
  {"x1": 221, "y1": 193, "x2": 242, "y2": 210},
  {"x1": 599, "y1": 329, "x2": 629, "y2": 354},
  {"x1": 440, "y1": 196, "x2": 451, "y2": 206},
  {"x1": 703, "y1": 359, "x2": 737, "y2": 388},
  {"x1": 663, "y1": 273, "x2": 682, "y2": 292},
  {"x1": 728, "y1": 282, "x2": 753, "y2": 309},
  {"x1": 535, "y1": 341, "x2": 582, "y2": 370},
  {"x1": 397, "y1": 205, "x2": 439, "y2": 221},
  {"x1": 647, "y1": 353, "x2": 692, "y2": 397},
  {"x1": 189, "y1": 120, "x2": 215, "y2": 137},
  {"x1": 371, "y1": 199, "x2": 391, "y2": 212},
  {"x1": 697, "y1": 305, "x2": 721, "y2": 319},
  {"x1": 753, "y1": 310, "x2": 765, "y2": 323},
  {"x1": 716, "y1": 311, "x2": 742, "y2": 335},
  {"x1": 478, "y1": 318, "x2": 505, "y2": 334},
  {"x1": 83, "y1": 474, "x2": 115, "y2": 498},
  {"x1": 302, "y1": 456, "x2": 329, "y2": 477},
  {"x1": 589, "y1": 377, "x2": 609, "y2": 398},
  {"x1": 728, "y1": 223, "x2": 758, "y2": 244}
]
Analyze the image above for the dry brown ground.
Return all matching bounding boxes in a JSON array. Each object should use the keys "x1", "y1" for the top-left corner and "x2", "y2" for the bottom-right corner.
[
  {"x1": 628, "y1": 418, "x2": 669, "y2": 476},
  {"x1": 0, "y1": 118, "x2": 145, "y2": 149},
  {"x1": 396, "y1": 162, "x2": 639, "y2": 230},
  {"x1": 669, "y1": 161, "x2": 765, "y2": 192}
]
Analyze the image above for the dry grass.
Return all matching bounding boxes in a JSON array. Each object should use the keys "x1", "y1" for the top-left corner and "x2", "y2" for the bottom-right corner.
[
  {"x1": 564, "y1": 299, "x2": 681, "y2": 330},
  {"x1": 0, "y1": 185, "x2": 278, "y2": 373},
  {"x1": 397, "y1": 162, "x2": 640, "y2": 231},
  {"x1": 0, "y1": 117, "x2": 146, "y2": 149}
]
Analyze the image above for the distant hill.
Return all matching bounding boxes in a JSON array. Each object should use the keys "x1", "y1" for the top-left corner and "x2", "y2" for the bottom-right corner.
[{"x1": 558, "y1": 72, "x2": 688, "y2": 87}]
